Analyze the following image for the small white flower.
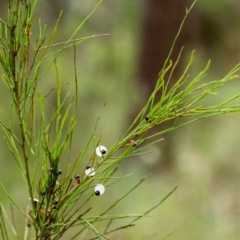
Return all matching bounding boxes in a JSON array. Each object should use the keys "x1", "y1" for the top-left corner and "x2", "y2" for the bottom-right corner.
[
  {"x1": 94, "y1": 184, "x2": 105, "y2": 196},
  {"x1": 29, "y1": 198, "x2": 39, "y2": 203},
  {"x1": 85, "y1": 165, "x2": 95, "y2": 177},
  {"x1": 95, "y1": 145, "x2": 107, "y2": 157},
  {"x1": 29, "y1": 198, "x2": 41, "y2": 208}
]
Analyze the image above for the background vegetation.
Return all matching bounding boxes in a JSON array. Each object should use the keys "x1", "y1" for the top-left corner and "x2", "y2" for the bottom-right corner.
[{"x1": 0, "y1": 0, "x2": 240, "y2": 239}]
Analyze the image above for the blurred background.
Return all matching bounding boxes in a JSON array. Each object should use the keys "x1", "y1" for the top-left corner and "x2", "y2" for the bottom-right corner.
[{"x1": 1, "y1": 0, "x2": 240, "y2": 239}]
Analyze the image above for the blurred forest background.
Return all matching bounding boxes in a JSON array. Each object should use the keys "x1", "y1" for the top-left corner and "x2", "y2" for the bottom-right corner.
[{"x1": 1, "y1": 0, "x2": 240, "y2": 239}]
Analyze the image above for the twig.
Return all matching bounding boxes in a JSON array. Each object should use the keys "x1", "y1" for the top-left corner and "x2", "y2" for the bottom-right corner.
[
  {"x1": 100, "y1": 174, "x2": 151, "y2": 217},
  {"x1": 35, "y1": 34, "x2": 110, "y2": 50},
  {"x1": 130, "y1": 186, "x2": 178, "y2": 225},
  {"x1": 24, "y1": 206, "x2": 31, "y2": 240},
  {"x1": 10, "y1": 204, "x2": 16, "y2": 234}
]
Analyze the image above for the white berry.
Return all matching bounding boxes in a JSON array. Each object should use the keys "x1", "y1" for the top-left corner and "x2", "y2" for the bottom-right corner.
[
  {"x1": 95, "y1": 145, "x2": 107, "y2": 157},
  {"x1": 85, "y1": 165, "x2": 95, "y2": 177},
  {"x1": 94, "y1": 184, "x2": 105, "y2": 196}
]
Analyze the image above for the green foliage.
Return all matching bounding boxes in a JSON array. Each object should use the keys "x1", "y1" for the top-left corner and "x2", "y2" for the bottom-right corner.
[{"x1": 0, "y1": 0, "x2": 240, "y2": 239}]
